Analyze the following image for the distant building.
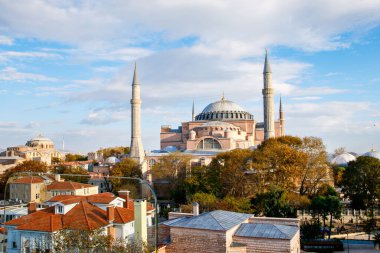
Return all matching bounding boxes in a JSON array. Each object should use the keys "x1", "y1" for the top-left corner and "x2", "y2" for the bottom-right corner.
[
  {"x1": 1, "y1": 134, "x2": 65, "y2": 165},
  {"x1": 9, "y1": 175, "x2": 98, "y2": 204}
]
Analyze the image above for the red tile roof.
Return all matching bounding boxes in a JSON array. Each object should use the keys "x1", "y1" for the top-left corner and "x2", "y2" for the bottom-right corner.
[
  {"x1": 46, "y1": 192, "x2": 118, "y2": 205},
  {"x1": 47, "y1": 181, "x2": 95, "y2": 191},
  {"x1": 12, "y1": 176, "x2": 45, "y2": 184},
  {"x1": 6, "y1": 193, "x2": 155, "y2": 233},
  {"x1": 5, "y1": 201, "x2": 108, "y2": 232}
]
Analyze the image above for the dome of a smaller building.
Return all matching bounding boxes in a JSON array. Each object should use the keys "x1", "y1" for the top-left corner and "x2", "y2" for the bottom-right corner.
[
  {"x1": 362, "y1": 149, "x2": 380, "y2": 160},
  {"x1": 331, "y1": 153, "x2": 356, "y2": 166},
  {"x1": 105, "y1": 156, "x2": 120, "y2": 165},
  {"x1": 163, "y1": 146, "x2": 178, "y2": 153},
  {"x1": 25, "y1": 134, "x2": 54, "y2": 149}
]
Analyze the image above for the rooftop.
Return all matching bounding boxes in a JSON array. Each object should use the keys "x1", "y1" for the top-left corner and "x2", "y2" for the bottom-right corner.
[
  {"x1": 164, "y1": 210, "x2": 253, "y2": 231},
  {"x1": 235, "y1": 223, "x2": 298, "y2": 239},
  {"x1": 47, "y1": 181, "x2": 95, "y2": 191}
]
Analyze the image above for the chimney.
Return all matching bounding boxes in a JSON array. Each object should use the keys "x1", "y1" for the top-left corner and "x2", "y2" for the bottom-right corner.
[
  {"x1": 55, "y1": 174, "x2": 61, "y2": 182},
  {"x1": 193, "y1": 202, "x2": 199, "y2": 216},
  {"x1": 134, "y1": 199, "x2": 147, "y2": 244},
  {"x1": 28, "y1": 202, "x2": 37, "y2": 214},
  {"x1": 106, "y1": 205, "x2": 114, "y2": 223},
  {"x1": 118, "y1": 190, "x2": 130, "y2": 209}
]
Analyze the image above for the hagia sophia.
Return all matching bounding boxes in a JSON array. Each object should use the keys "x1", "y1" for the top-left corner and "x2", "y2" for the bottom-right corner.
[{"x1": 127, "y1": 51, "x2": 285, "y2": 175}]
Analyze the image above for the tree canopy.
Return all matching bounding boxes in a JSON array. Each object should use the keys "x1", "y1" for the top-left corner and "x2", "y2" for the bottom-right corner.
[{"x1": 342, "y1": 156, "x2": 380, "y2": 210}]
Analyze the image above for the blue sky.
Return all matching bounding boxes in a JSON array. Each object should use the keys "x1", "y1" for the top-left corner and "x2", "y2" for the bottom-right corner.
[{"x1": 0, "y1": 0, "x2": 380, "y2": 154}]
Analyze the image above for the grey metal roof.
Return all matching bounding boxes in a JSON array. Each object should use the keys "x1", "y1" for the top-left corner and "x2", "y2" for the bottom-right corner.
[
  {"x1": 166, "y1": 210, "x2": 253, "y2": 231},
  {"x1": 235, "y1": 223, "x2": 298, "y2": 239}
]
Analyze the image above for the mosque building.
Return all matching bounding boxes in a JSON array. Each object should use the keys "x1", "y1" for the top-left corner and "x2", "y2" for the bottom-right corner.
[
  {"x1": 127, "y1": 51, "x2": 285, "y2": 174},
  {"x1": 0, "y1": 134, "x2": 65, "y2": 166}
]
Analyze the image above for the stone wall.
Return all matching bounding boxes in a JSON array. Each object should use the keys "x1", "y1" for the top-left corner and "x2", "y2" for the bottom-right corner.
[
  {"x1": 165, "y1": 227, "x2": 227, "y2": 253},
  {"x1": 233, "y1": 236, "x2": 292, "y2": 253}
]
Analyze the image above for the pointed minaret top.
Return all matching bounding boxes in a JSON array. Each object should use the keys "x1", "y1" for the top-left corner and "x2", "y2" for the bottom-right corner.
[
  {"x1": 263, "y1": 49, "x2": 272, "y2": 73},
  {"x1": 280, "y1": 95, "x2": 283, "y2": 112},
  {"x1": 132, "y1": 62, "x2": 139, "y2": 85},
  {"x1": 192, "y1": 99, "x2": 195, "y2": 121}
]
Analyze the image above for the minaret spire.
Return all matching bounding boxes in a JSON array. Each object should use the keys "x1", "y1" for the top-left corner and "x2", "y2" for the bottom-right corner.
[
  {"x1": 279, "y1": 96, "x2": 285, "y2": 136},
  {"x1": 262, "y1": 49, "x2": 275, "y2": 140},
  {"x1": 192, "y1": 99, "x2": 195, "y2": 121},
  {"x1": 130, "y1": 62, "x2": 145, "y2": 167}
]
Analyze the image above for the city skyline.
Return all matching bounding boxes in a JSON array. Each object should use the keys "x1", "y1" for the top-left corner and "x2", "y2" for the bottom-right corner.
[{"x1": 1, "y1": 1, "x2": 380, "y2": 154}]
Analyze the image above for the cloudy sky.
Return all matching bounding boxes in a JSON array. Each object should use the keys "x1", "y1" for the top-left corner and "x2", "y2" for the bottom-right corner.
[{"x1": 1, "y1": 0, "x2": 380, "y2": 154}]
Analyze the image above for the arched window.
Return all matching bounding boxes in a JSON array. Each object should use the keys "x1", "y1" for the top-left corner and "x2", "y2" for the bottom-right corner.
[{"x1": 196, "y1": 138, "x2": 222, "y2": 150}]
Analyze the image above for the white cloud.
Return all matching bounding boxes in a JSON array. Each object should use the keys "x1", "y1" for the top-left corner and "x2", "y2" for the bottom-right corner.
[
  {"x1": 0, "y1": 35, "x2": 13, "y2": 45},
  {"x1": 0, "y1": 67, "x2": 57, "y2": 82}
]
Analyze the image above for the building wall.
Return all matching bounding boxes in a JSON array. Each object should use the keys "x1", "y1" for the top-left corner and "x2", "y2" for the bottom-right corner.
[
  {"x1": 233, "y1": 236, "x2": 293, "y2": 253},
  {"x1": 165, "y1": 227, "x2": 227, "y2": 253},
  {"x1": 9, "y1": 182, "x2": 46, "y2": 203}
]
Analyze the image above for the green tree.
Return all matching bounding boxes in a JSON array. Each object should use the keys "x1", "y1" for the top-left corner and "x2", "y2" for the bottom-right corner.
[
  {"x1": 251, "y1": 187, "x2": 296, "y2": 218},
  {"x1": 342, "y1": 156, "x2": 380, "y2": 210},
  {"x1": 191, "y1": 192, "x2": 218, "y2": 212},
  {"x1": 110, "y1": 158, "x2": 142, "y2": 197},
  {"x1": 152, "y1": 152, "x2": 192, "y2": 203}
]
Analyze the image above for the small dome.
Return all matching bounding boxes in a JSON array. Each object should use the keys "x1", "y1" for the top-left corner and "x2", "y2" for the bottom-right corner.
[
  {"x1": 362, "y1": 149, "x2": 380, "y2": 160},
  {"x1": 331, "y1": 153, "x2": 356, "y2": 166},
  {"x1": 25, "y1": 134, "x2": 54, "y2": 149},
  {"x1": 105, "y1": 156, "x2": 120, "y2": 164},
  {"x1": 163, "y1": 146, "x2": 177, "y2": 153}
]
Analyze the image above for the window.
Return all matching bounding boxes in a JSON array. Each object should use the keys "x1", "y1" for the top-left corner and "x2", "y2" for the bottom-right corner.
[
  {"x1": 36, "y1": 193, "x2": 40, "y2": 199},
  {"x1": 196, "y1": 138, "x2": 222, "y2": 150},
  {"x1": 58, "y1": 205, "x2": 64, "y2": 214}
]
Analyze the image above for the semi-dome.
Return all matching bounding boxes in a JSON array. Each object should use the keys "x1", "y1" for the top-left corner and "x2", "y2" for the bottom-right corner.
[
  {"x1": 195, "y1": 97, "x2": 253, "y2": 121},
  {"x1": 331, "y1": 153, "x2": 356, "y2": 166},
  {"x1": 362, "y1": 149, "x2": 380, "y2": 160}
]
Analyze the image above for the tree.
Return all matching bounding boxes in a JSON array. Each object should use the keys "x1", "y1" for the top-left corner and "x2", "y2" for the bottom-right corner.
[
  {"x1": 207, "y1": 149, "x2": 253, "y2": 198},
  {"x1": 65, "y1": 153, "x2": 88, "y2": 162},
  {"x1": 252, "y1": 137, "x2": 306, "y2": 194},
  {"x1": 54, "y1": 166, "x2": 89, "y2": 183},
  {"x1": 310, "y1": 185, "x2": 342, "y2": 239},
  {"x1": 152, "y1": 152, "x2": 192, "y2": 203},
  {"x1": 191, "y1": 192, "x2": 218, "y2": 212},
  {"x1": 251, "y1": 187, "x2": 296, "y2": 218},
  {"x1": 99, "y1": 146, "x2": 130, "y2": 159},
  {"x1": 110, "y1": 158, "x2": 142, "y2": 197},
  {"x1": 0, "y1": 160, "x2": 51, "y2": 193},
  {"x1": 342, "y1": 156, "x2": 380, "y2": 210},
  {"x1": 299, "y1": 137, "x2": 332, "y2": 196},
  {"x1": 334, "y1": 147, "x2": 347, "y2": 157}
]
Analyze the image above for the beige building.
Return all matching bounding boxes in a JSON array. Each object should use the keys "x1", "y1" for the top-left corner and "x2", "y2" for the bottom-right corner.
[
  {"x1": 9, "y1": 176, "x2": 50, "y2": 203},
  {"x1": 9, "y1": 175, "x2": 98, "y2": 203},
  {"x1": 1, "y1": 134, "x2": 65, "y2": 165}
]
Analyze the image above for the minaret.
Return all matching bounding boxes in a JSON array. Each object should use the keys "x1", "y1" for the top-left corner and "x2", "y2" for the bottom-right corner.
[
  {"x1": 192, "y1": 100, "x2": 195, "y2": 121},
  {"x1": 130, "y1": 63, "x2": 145, "y2": 164},
  {"x1": 262, "y1": 50, "x2": 275, "y2": 140},
  {"x1": 279, "y1": 96, "x2": 285, "y2": 136}
]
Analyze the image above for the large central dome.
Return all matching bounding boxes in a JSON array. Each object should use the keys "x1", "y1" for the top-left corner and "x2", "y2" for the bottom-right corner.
[{"x1": 195, "y1": 98, "x2": 253, "y2": 121}]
